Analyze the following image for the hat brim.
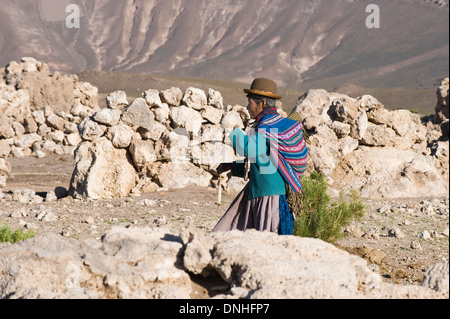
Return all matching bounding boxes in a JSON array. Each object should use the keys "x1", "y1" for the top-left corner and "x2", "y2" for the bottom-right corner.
[{"x1": 244, "y1": 89, "x2": 282, "y2": 100}]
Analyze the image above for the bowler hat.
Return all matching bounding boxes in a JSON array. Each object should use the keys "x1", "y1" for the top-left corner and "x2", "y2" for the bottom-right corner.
[{"x1": 243, "y1": 78, "x2": 282, "y2": 100}]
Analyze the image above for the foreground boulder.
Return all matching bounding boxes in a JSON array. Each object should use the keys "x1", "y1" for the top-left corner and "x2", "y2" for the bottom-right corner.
[{"x1": 0, "y1": 226, "x2": 446, "y2": 299}]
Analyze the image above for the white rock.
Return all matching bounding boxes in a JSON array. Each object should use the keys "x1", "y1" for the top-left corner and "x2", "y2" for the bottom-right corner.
[
  {"x1": 170, "y1": 105, "x2": 203, "y2": 136},
  {"x1": 106, "y1": 123, "x2": 134, "y2": 148},
  {"x1": 142, "y1": 89, "x2": 163, "y2": 108},
  {"x1": 93, "y1": 108, "x2": 122, "y2": 126},
  {"x1": 78, "y1": 117, "x2": 106, "y2": 142},
  {"x1": 121, "y1": 98, "x2": 155, "y2": 131},
  {"x1": 129, "y1": 138, "x2": 157, "y2": 171},
  {"x1": 221, "y1": 111, "x2": 244, "y2": 131},
  {"x1": 160, "y1": 87, "x2": 183, "y2": 107},
  {"x1": 12, "y1": 188, "x2": 36, "y2": 203},
  {"x1": 152, "y1": 103, "x2": 170, "y2": 122},
  {"x1": 207, "y1": 88, "x2": 224, "y2": 109},
  {"x1": 106, "y1": 91, "x2": 128, "y2": 110},
  {"x1": 70, "y1": 138, "x2": 137, "y2": 199},
  {"x1": 182, "y1": 87, "x2": 207, "y2": 111}
]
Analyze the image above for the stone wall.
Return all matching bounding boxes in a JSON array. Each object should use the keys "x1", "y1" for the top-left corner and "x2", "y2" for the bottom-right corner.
[
  {"x1": 294, "y1": 88, "x2": 449, "y2": 199},
  {"x1": 1, "y1": 58, "x2": 449, "y2": 200},
  {"x1": 69, "y1": 87, "x2": 259, "y2": 199},
  {"x1": 0, "y1": 57, "x2": 98, "y2": 191}
]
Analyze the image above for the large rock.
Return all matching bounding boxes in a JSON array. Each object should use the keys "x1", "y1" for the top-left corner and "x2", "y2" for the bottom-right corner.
[
  {"x1": 106, "y1": 91, "x2": 128, "y2": 110},
  {"x1": 421, "y1": 262, "x2": 449, "y2": 294},
  {"x1": 0, "y1": 227, "x2": 445, "y2": 299},
  {"x1": 129, "y1": 138, "x2": 157, "y2": 171},
  {"x1": 331, "y1": 147, "x2": 448, "y2": 199},
  {"x1": 170, "y1": 105, "x2": 203, "y2": 136},
  {"x1": 121, "y1": 98, "x2": 155, "y2": 131},
  {"x1": 160, "y1": 87, "x2": 183, "y2": 106},
  {"x1": 69, "y1": 137, "x2": 136, "y2": 199},
  {"x1": 0, "y1": 227, "x2": 191, "y2": 299},
  {"x1": 294, "y1": 89, "x2": 449, "y2": 199},
  {"x1": 182, "y1": 87, "x2": 207, "y2": 110}
]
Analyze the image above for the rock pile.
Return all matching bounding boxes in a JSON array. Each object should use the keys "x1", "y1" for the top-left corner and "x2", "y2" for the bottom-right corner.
[
  {"x1": 70, "y1": 79, "x2": 449, "y2": 200},
  {"x1": 1, "y1": 57, "x2": 448, "y2": 201},
  {"x1": 69, "y1": 87, "x2": 258, "y2": 199},
  {"x1": 294, "y1": 87, "x2": 449, "y2": 199},
  {"x1": 0, "y1": 225, "x2": 447, "y2": 299},
  {"x1": 0, "y1": 57, "x2": 99, "y2": 192}
]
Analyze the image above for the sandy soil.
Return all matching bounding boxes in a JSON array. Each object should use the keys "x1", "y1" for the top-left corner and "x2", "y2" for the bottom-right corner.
[{"x1": 1, "y1": 154, "x2": 448, "y2": 290}]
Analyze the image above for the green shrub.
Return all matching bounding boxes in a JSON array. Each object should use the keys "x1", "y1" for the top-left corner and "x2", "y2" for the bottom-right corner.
[
  {"x1": 0, "y1": 223, "x2": 35, "y2": 244},
  {"x1": 287, "y1": 171, "x2": 366, "y2": 243}
]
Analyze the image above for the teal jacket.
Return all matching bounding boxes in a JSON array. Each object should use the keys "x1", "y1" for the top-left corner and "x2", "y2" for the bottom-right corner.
[{"x1": 229, "y1": 127, "x2": 286, "y2": 200}]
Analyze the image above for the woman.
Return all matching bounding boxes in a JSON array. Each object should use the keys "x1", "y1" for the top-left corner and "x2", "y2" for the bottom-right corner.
[{"x1": 213, "y1": 78, "x2": 308, "y2": 235}]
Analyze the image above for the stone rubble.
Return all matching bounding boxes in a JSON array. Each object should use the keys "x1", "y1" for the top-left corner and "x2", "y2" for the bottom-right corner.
[
  {"x1": 1, "y1": 58, "x2": 448, "y2": 202},
  {"x1": 0, "y1": 58, "x2": 99, "y2": 192},
  {"x1": 294, "y1": 80, "x2": 449, "y2": 199}
]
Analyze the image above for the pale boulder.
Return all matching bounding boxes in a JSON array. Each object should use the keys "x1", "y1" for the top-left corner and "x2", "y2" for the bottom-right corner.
[
  {"x1": 78, "y1": 117, "x2": 106, "y2": 142},
  {"x1": 160, "y1": 87, "x2": 183, "y2": 106},
  {"x1": 182, "y1": 87, "x2": 207, "y2": 111},
  {"x1": 152, "y1": 103, "x2": 170, "y2": 122},
  {"x1": 142, "y1": 89, "x2": 163, "y2": 108},
  {"x1": 435, "y1": 77, "x2": 449, "y2": 123},
  {"x1": 69, "y1": 137, "x2": 136, "y2": 200},
  {"x1": 221, "y1": 111, "x2": 244, "y2": 131},
  {"x1": 154, "y1": 130, "x2": 191, "y2": 163},
  {"x1": 207, "y1": 88, "x2": 224, "y2": 109},
  {"x1": 200, "y1": 142, "x2": 235, "y2": 167},
  {"x1": 106, "y1": 91, "x2": 128, "y2": 110},
  {"x1": 13, "y1": 133, "x2": 41, "y2": 148},
  {"x1": 201, "y1": 105, "x2": 224, "y2": 125},
  {"x1": 121, "y1": 98, "x2": 155, "y2": 131},
  {"x1": 0, "y1": 112, "x2": 15, "y2": 139},
  {"x1": 170, "y1": 105, "x2": 203, "y2": 136},
  {"x1": 93, "y1": 108, "x2": 122, "y2": 126},
  {"x1": 129, "y1": 138, "x2": 157, "y2": 171},
  {"x1": 106, "y1": 123, "x2": 134, "y2": 148}
]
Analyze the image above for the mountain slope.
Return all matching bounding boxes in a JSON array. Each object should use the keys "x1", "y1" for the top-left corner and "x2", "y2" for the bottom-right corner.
[{"x1": 0, "y1": 0, "x2": 448, "y2": 90}]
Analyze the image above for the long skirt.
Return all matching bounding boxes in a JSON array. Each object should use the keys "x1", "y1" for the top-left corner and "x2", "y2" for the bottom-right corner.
[{"x1": 213, "y1": 183, "x2": 294, "y2": 235}]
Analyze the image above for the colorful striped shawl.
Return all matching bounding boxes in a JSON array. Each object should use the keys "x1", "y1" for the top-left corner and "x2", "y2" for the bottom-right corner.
[{"x1": 254, "y1": 114, "x2": 308, "y2": 193}]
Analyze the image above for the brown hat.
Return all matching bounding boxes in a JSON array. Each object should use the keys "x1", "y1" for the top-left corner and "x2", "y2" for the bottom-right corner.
[{"x1": 243, "y1": 78, "x2": 282, "y2": 100}]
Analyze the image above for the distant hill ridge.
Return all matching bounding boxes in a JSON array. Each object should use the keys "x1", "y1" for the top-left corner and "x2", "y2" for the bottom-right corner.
[{"x1": 0, "y1": 0, "x2": 448, "y2": 92}]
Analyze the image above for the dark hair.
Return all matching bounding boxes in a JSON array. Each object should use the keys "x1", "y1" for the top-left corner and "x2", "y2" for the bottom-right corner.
[{"x1": 247, "y1": 94, "x2": 276, "y2": 108}]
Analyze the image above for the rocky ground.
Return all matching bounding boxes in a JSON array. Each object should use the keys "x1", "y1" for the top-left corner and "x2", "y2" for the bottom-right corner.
[{"x1": 0, "y1": 154, "x2": 448, "y2": 291}]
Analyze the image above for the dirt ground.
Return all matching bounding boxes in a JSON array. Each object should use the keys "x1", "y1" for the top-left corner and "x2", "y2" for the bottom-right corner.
[{"x1": 1, "y1": 154, "x2": 449, "y2": 291}]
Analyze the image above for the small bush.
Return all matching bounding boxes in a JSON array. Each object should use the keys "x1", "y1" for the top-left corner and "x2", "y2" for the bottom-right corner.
[
  {"x1": 0, "y1": 223, "x2": 35, "y2": 244},
  {"x1": 287, "y1": 171, "x2": 366, "y2": 243}
]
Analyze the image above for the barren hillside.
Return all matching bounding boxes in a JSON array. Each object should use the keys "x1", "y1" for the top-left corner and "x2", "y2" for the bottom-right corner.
[{"x1": 0, "y1": 0, "x2": 448, "y2": 92}]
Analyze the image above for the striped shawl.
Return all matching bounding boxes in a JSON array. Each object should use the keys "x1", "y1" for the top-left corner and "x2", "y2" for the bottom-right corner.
[{"x1": 254, "y1": 114, "x2": 308, "y2": 193}]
